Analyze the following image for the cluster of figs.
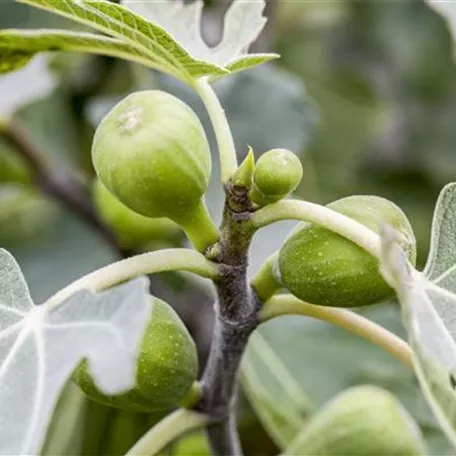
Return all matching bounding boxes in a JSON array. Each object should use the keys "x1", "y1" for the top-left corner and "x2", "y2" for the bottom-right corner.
[{"x1": 74, "y1": 90, "x2": 416, "y2": 421}]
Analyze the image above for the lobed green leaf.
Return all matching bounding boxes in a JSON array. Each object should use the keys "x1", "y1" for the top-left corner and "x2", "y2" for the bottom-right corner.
[
  {"x1": 122, "y1": 0, "x2": 278, "y2": 79},
  {"x1": 18, "y1": 0, "x2": 226, "y2": 83},
  {"x1": 0, "y1": 29, "x2": 156, "y2": 74},
  {"x1": 0, "y1": 249, "x2": 151, "y2": 455},
  {"x1": 5, "y1": 0, "x2": 277, "y2": 83}
]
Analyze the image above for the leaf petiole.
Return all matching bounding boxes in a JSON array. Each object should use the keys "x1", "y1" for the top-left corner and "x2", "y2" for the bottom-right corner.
[
  {"x1": 260, "y1": 294, "x2": 413, "y2": 369},
  {"x1": 46, "y1": 248, "x2": 220, "y2": 308},
  {"x1": 125, "y1": 408, "x2": 209, "y2": 456},
  {"x1": 251, "y1": 199, "x2": 381, "y2": 259},
  {"x1": 195, "y1": 78, "x2": 238, "y2": 184}
]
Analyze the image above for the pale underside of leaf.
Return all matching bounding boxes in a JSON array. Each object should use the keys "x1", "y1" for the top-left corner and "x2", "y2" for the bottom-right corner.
[
  {"x1": 241, "y1": 331, "x2": 313, "y2": 448},
  {"x1": 424, "y1": 183, "x2": 456, "y2": 288},
  {"x1": 380, "y1": 184, "x2": 456, "y2": 449},
  {"x1": 0, "y1": 249, "x2": 151, "y2": 455},
  {"x1": 18, "y1": 0, "x2": 227, "y2": 83}
]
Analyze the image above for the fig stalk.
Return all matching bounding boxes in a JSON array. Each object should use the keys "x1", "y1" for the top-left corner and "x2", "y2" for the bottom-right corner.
[
  {"x1": 251, "y1": 252, "x2": 282, "y2": 302},
  {"x1": 195, "y1": 79, "x2": 238, "y2": 183},
  {"x1": 173, "y1": 199, "x2": 220, "y2": 253}
]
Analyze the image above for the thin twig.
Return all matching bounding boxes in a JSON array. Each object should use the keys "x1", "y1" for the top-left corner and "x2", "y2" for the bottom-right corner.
[{"x1": 1, "y1": 119, "x2": 130, "y2": 257}]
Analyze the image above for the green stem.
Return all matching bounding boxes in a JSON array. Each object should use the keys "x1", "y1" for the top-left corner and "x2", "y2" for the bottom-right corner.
[
  {"x1": 260, "y1": 294, "x2": 413, "y2": 368},
  {"x1": 251, "y1": 252, "x2": 282, "y2": 302},
  {"x1": 251, "y1": 200, "x2": 381, "y2": 259},
  {"x1": 126, "y1": 409, "x2": 209, "y2": 456},
  {"x1": 195, "y1": 78, "x2": 238, "y2": 183},
  {"x1": 174, "y1": 200, "x2": 220, "y2": 253},
  {"x1": 45, "y1": 248, "x2": 220, "y2": 307}
]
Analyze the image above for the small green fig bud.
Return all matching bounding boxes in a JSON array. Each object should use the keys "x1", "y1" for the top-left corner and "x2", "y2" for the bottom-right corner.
[
  {"x1": 92, "y1": 90, "x2": 219, "y2": 251},
  {"x1": 278, "y1": 195, "x2": 416, "y2": 307},
  {"x1": 250, "y1": 149, "x2": 303, "y2": 206},
  {"x1": 93, "y1": 179, "x2": 181, "y2": 249},
  {"x1": 285, "y1": 386, "x2": 425, "y2": 456},
  {"x1": 73, "y1": 297, "x2": 198, "y2": 413}
]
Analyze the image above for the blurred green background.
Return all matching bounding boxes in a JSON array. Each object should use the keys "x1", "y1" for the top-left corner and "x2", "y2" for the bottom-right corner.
[{"x1": 1, "y1": 0, "x2": 456, "y2": 454}]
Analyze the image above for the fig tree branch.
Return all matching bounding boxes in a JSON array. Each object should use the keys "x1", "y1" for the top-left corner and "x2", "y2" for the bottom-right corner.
[{"x1": 195, "y1": 182, "x2": 258, "y2": 456}]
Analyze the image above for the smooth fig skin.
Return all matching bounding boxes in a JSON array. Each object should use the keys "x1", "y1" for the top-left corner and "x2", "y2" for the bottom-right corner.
[
  {"x1": 93, "y1": 179, "x2": 181, "y2": 249},
  {"x1": 250, "y1": 148, "x2": 303, "y2": 206},
  {"x1": 277, "y1": 195, "x2": 416, "y2": 308},
  {"x1": 0, "y1": 184, "x2": 57, "y2": 247},
  {"x1": 73, "y1": 297, "x2": 198, "y2": 413},
  {"x1": 92, "y1": 90, "x2": 211, "y2": 220},
  {"x1": 286, "y1": 386, "x2": 425, "y2": 456}
]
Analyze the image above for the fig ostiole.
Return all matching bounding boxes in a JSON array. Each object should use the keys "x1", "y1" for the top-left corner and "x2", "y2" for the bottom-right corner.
[
  {"x1": 93, "y1": 179, "x2": 182, "y2": 249},
  {"x1": 73, "y1": 297, "x2": 198, "y2": 413},
  {"x1": 91, "y1": 90, "x2": 219, "y2": 252},
  {"x1": 250, "y1": 148, "x2": 303, "y2": 207},
  {"x1": 285, "y1": 386, "x2": 425, "y2": 456},
  {"x1": 271, "y1": 195, "x2": 416, "y2": 308}
]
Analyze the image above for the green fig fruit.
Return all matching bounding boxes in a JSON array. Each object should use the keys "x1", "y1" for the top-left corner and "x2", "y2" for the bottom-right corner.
[
  {"x1": 93, "y1": 179, "x2": 181, "y2": 249},
  {"x1": 0, "y1": 140, "x2": 31, "y2": 184},
  {"x1": 277, "y1": 195, "x2": 416, "y2": 307},
  {"x1": 285, "y1": 386, "x2": 425, "y2": 456},
  {"x1": 250, "y1": 149, "x2": 303, "y2": 206},
  {"x1": 73, "y1": 297, "x2": 198, "y2": 413},
  {"x1": 0, "y1": 184, "x2": 56, "y2": 247},
  {"x1": 91, "y1": 90, "x2": 218, "y2": 251}
]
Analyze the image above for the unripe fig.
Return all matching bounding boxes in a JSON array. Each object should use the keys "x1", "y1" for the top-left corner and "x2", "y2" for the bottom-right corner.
[
  {"x1": 92, "y1": 90, "x2": 218, "y2": 251},
  {"x1": 250, "y1": 149, "x2": 303, "y2": 206},
  {"x1": 278, "y1": 195, "x2": 416, "y2": 307},
  {"x1": 286, "y1": 386, "x2": 425, "y2": 456},
  {"x1": 73, "y1": 297, "x2": 198, "y2": 413},
  {"x1": 0, "y1": 141, "x2": 31, "y2": 184},
  {"x1": 93, "y1": 179, "x2": 181, "y2": 249},
  {"x1": 0, "y1": 184, "x2": 56, "y2": 247}
]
